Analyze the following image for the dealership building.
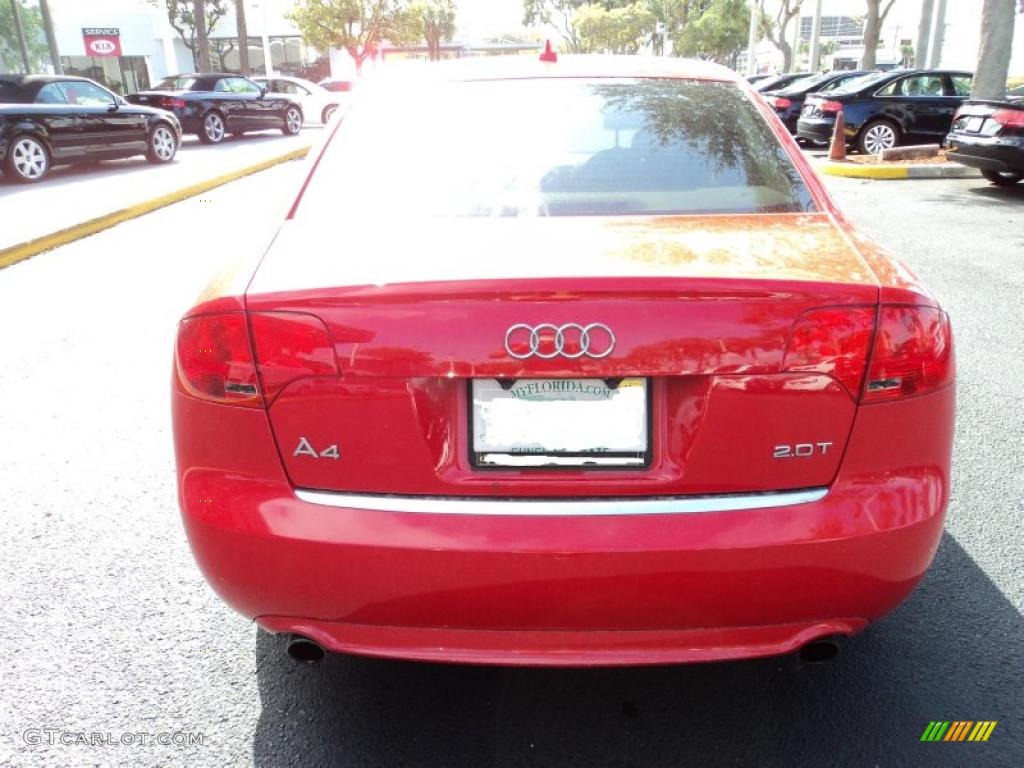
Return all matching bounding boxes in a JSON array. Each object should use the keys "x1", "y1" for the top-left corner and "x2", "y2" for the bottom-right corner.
[{"x1": 23, "y1": 0, "x2": 322, "y2": 94}]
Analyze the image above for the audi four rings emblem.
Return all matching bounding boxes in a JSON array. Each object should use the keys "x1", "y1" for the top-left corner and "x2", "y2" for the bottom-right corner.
[{"x1": 504, "y1": 323, "x2": 616, "y2": 359}]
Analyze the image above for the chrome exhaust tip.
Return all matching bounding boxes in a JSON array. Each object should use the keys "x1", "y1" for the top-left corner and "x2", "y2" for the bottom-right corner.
[
  {"x1": 286, "y1": 634, "x2": 325, "y2": 664},
  {"x1": 798, "y1": 637, "x2": 841, "y2": 664}
]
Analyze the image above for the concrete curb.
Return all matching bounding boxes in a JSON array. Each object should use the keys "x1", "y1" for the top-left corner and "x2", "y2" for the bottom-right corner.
[
  {"x1": 816, "y1": 160, "x2": 981, "y2": 180},
  {"x1": 0, "y1": 145, "x2": 311, "y2": 271}
]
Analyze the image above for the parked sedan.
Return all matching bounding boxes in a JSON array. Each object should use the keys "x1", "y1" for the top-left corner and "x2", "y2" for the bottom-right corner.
[
  {"x1": 251, "y1": 75, "x2": 350, "y2": 124},
  {"x1": 127, "y1": 73, "x2": 302, "y2": 144},
  {"x1": 797, "y1": 69, "x2": 973, "y2": 153},
  {"x1": 173, "y1": 55, "x2": 954, "y2": 668},
  {"x1": 0, "y1": 74, "x2": 180, "y2": 183},
  {"x1": 945, "y1": 99, "x2": 1024, "y2": 185},
  {"x1": 763, "y1": 70, "x2": 874, "y2": 133}
]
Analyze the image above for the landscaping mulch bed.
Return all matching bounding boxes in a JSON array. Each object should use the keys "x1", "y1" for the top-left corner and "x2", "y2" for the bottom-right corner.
[{"x1": 844, "y1": 148, "x2": 950, "y2": 165}]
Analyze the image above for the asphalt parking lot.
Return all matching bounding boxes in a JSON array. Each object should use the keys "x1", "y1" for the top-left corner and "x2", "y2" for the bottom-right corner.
[{"x1": 0, "y1": 166, "x2": 1021, "y2": 767}]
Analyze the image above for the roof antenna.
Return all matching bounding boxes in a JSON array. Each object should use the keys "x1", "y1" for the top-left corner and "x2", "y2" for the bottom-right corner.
[{"x1": 539, "y1": 40, "x2": 558, "y2": 63}]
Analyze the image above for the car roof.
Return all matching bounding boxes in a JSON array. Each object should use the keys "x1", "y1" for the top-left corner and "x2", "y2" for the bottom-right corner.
[
  {"x1": 0, "y1": 74, "x2": 99, "y2": 86},
  {"x1": 872, "y1": 68, "x2": 973, "y2": 78},
  {"x1": 164, "y1": 72, "x2": 237, "y2": 80},
  {"x1": 361, "y1": 55, "x2": 740, "y2": 87}
]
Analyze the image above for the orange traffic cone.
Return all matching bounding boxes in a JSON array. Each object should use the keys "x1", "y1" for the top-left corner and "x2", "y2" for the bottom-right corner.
[{"x1": 828, "y1": 110, "x2": 847, "y2": 161}]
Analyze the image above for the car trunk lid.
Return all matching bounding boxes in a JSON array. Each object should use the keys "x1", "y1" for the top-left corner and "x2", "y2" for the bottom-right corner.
[{"x1": 247, "y1": 212, "x2": 878, "y2": 497}]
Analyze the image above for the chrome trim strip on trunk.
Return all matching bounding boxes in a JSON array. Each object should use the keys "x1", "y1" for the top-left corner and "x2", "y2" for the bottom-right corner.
[{"x1": 293, "y1": 487, "x2": 829, "y2": 516}]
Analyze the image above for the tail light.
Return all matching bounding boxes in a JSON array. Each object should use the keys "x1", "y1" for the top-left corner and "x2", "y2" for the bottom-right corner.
[
  {"x1": 175, "y1": 311, "x2": 340, "y2": 408},
  {"x1": 176, "y1": 313, "x2": 261, "y2": 407},
  {"x1": 991, "y1": 109, "x2": 1024, "y2": 127},
  {"x1": 783, "y1": 307, "x2": 876, "y2": 396},
  {"x1": 820, "y1": 100, "x2": 843, "y2": 114},
  {"x1": 862, "y1": 306, "x2": 954, "y2": 402},
  {"x1": 771, "y1": 96, "x2": 793, "y2": 109},
  {"x1": 250, "y1": 312, "x2": 339, "y2": 404},
  {"x1": 156, "y1": 96, "x2": 186, "y2": 109},
  {"x1": 783, "y1": 305, "x2": 955, "y2": 402}
]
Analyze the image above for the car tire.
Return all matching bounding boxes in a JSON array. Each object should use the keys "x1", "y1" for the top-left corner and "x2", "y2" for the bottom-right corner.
[
  {"x1": 199, "y1": 111, "x2": 226, "y2": 144},
  {"x1": 321, "y1": 104, "x2": 337, "y2": 124},
  {"x1": 146, "y1": 123, "x2": 178, "y2": 164},
  {"x1": 981, "y1": 169, "x2": 1024, "y2": 186},
  {"x1": 282, "y1": 106, "x2": 303, "y2": 135},
  {"x1": 856, "y1": 119, "x2": 900, "y2": 155},
  {"x1": 4, "y1": 134, "x2": 50, "y2": 183}
]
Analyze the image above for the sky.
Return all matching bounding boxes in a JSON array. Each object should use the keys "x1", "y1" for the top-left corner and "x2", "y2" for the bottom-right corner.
[{"x1": 455, "y1": 0, "x2": 527, "y2": 40}]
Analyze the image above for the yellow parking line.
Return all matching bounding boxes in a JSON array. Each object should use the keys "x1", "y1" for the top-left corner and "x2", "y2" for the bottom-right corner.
[{"x1": 0, "y1": 146, "x2": 310, "y2": 271}]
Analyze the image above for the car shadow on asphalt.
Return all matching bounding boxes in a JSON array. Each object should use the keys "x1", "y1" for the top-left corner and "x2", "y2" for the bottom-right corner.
[
  {"x1": 964, "y1": 182, "x2": 1024, "y2": 204},
  {"x1": 250, "y1": 532, "x2": 1022, "y2": 767}
]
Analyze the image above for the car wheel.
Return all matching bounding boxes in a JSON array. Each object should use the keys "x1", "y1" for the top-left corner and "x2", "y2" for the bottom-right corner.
[
  {"x1": 321, "y1": 104, "x2": 337, "y2": 124},
  {"x1": 146, "y1": 123, "x2": 178, "y2": 164},
  {"x1": 981, "y1": 169, "x2": 1024, "y2": 186},
  {"x1": 4, "y1": 135, "x2": 50, "y2": 183},
  {"x1": 857, "y1": 120, "x2": 899, "y2": 155},
  {"x1": 282, "y1": 106, "x2": 303, "y2": 135},
  {"x1": 199, "y1": 111, "x2": 226, "y2": 144}
]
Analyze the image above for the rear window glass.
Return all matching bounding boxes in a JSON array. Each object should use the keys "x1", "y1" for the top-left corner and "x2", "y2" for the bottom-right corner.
[
  {"x1": 779, "y1": 73, "x2": 831, "y2": 94},
  {"x1": 831, "y1": 71, "x2": 890, "y2": 95},
  {"x1": 296, "y1": 78, "x2": 814, "y2": 219},
  {"x1": 0, "y1": 81, "x2": 28, "y2": 103},
  {"x1": 155, "y1": 76, "x2": 199, "y2": 90}
]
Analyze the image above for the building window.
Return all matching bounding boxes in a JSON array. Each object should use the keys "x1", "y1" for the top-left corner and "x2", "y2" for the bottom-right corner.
[
  {"x1": 58, "y1": 56, "x2": 150, "y2": 94},
  {"x1": 268, "y1": 36, "x2": 324, "y2": 79},
  {"x1": 208, "y1": 37, "x2": 265, "y2": 73}
]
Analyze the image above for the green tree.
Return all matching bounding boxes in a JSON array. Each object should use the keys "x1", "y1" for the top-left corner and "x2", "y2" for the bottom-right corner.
[
  {"x1": 574, "y1": 2, "x2": 656, "y2": 53},
  {"x1": 288, "y1": 0, "x2": 421, "y2": 72},
  {"x1": 1, "y1": 0, "x2": 49, "y2": 73},
  {"x1": 973, "y1": 0, "x2": 1016, "y2": 100},
  {"x1": 673, "y1": 0, "x2": 752, "y2": 66},
  {"x1": 235, "y1": 0, "x2": 250, "y2": 74},
  {"x1": 411, "y1": 0, "x2": 457, "y2": 60},
  {"x1": 149, "y1": 1, "x2": 230, "y2": 71},
  {"x1": 522, "y1": 1, "x2": 634, "y2": 52}
]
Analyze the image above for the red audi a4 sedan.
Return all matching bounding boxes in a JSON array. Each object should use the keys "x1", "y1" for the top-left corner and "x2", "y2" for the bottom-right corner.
[{"x1": 173, "y1": 56, "x2": 954, "y2": 667}]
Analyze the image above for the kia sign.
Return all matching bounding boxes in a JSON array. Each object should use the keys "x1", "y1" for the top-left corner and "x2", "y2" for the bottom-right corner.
[{"x1": 82, "y1": 28, "x2": 122, "y2": 58}]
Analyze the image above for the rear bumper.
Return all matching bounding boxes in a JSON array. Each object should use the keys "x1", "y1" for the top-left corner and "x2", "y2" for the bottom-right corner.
[
  {"x1": 945, "y1": 133, "x2": 1024, "y2": 173},
  {"x1": 175, "y1": 384, "x2": 953, "y2": 666},
  {"x1": 797, "y1": 118, "x2": 836, "y2": 145}
]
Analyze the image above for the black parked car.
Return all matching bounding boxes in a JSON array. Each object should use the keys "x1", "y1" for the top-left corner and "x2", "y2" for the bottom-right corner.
[
  {"x1": 763, "y1": 70, "x2": 874, "y2": 133},
  {"x1": 797, "y1": 69, "x2": 974, "y2": 153},
  {"x1": 945, "y1": 99, "x2": 1024, "y2": 185},
  {"x1": 753, "y1": 72, "x2": 812, "y2": 93},
  {"x1": 128, "y1": 73, "x2": 303, "y2": 145},
  {"x1": 0, "y1": 74, "x2": 180, "y2": 183}
]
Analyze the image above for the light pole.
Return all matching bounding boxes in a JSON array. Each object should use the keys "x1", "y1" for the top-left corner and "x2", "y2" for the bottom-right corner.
[
  {"x1": 916, "y1": 0, "x2": 934, "y2": 67},
  {"x1": 808, "y1": 0, "x2": 823, "y2": 72},
  {"x1": 746, "y1": 0, "x2": 761, "y2": 75},
  {"x1": 928, "y1": 0, "x2": 947, "y2": 67},
  {"x1": 250, "y1": 1, "x2": 274, "y2": 76},
  {"x1": 790, "y1": 1, "x2": 803, "y2": 72},
  {"x1": 38, "y1": 0, "x2": 62, "y2": 74}
]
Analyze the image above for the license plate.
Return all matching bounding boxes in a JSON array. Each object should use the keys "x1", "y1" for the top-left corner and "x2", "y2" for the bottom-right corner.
[
  {"x1": 965, "y1": 116, "x2": 985, "y2": 132},
  {"x1": 471, "y1": 378, "x2": 649, "y2": 468}
]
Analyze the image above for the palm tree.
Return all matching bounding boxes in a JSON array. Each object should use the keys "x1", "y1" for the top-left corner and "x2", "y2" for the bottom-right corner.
[
  {"x1": 972, "y1": 0, "x2": 1016, "y2": 99},
  {"x1": 235, "y1": 0, "x2": 249, "y2": 74}
]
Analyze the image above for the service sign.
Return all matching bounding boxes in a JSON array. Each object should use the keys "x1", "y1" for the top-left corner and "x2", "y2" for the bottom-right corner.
[{"x1": 82, "y1": 28, "x2": 121, "y2": 57}]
